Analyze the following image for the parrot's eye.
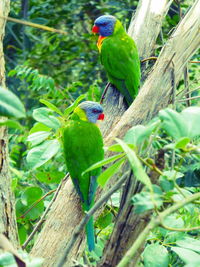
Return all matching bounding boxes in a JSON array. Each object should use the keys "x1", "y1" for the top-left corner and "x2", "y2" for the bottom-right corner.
[
  {"x1": 101, "y1": 22, "x2": 107, "y2": 26},
  {"x1": 92, "y1": 109, "x2": 100, "y2": 113}
]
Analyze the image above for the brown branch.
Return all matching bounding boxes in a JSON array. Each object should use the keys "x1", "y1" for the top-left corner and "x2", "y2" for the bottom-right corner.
[
  {"x1": 176, "y1": 85, "x2": 200, "y2": 97},
  {"x1": 161, "y1": 223, "x2": 200, "y2": 232},
  {"x1": 22, "y1": 176, "x2": 67, "y2": 249},
  {"x1": 177, "y1": 95, "x2": 200, "y2": 102},
  {"x1": 0, "y1": 16, "x2": 67, "y2": 35},
  {"x1": 141, "y1": 56, "x2": 200, "y2": 64},
  {"x1": 18, "y1": 189, "x2": 56, "y2": 219}
]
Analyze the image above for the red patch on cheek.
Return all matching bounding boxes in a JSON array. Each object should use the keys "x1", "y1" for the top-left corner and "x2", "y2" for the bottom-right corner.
[
  {"x1": 98, "y1": 113, "x2": 104, "y2": 120},
  {"x1": 92, "y1": 25, "x2": 99, "y2": 33}
]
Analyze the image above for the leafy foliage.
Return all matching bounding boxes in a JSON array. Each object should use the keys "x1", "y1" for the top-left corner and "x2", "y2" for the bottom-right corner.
[
  {"x1": 2, "y1": 0, "x2": 200, "y2": 266},
  {"x1": 0, "y1": 86, "x2": 25, "y2": 118}
]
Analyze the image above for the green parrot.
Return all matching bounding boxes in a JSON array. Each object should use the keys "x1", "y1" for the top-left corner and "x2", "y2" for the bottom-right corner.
[
  {"x1": 92, "y1": 15, "x2": 141, "y2": 106},
  {"x1": 62, "y1": 101, "x2": 104, "y2": 251}
]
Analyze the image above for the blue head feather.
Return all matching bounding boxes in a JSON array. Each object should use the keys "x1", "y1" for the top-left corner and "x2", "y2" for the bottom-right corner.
[
  {"x1": 78, "y1": 101, "x2": 103, "y2": 123},
  {"x1": 94, "y1": 15, "x2": 116, "y2": 37}
]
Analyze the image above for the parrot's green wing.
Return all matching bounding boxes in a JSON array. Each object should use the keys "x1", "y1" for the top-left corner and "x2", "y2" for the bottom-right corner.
[
  {"x1": 100, "y1": 32, "x2": 141, "y2": 105},
  {"x1": 62, "y1": 119, "x2": 104, "y2": 209}
]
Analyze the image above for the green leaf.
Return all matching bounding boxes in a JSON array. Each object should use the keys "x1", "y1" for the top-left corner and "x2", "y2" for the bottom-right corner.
[
  {"x1": 132, "y1": 187, "x2": 163, "y2": 214},
  {"x1": 182, "y1": 107, "x2": 200, "y2": 138},
  {"x1": 143, "y1": 244, "x2": 169, "y2": 267},
  {"x1": 116, "y1": 138, "x2": 152, "y2": 190},
  {"x1": 0, "y1": 252, "x2": 16, "y2": 266},
  {"x1": 164, "y1": 231, "x2": 186, "y2": 244},
  {"x1": 21, "y1": 187, "x2": 43, "y2": 206},
  {"x1": 40, "y1": 99, "x2": 63, "y2": 116},
  {"x1": 159, "y1": 107, "x2": 200, "y2": 139},
  {"x1": 82, "y1": 153, "x2": 125, "y2": 175},
  {"x1": 108, "y1": 143, "x2": 124, "y2": 152},
  {"x1": 26, "y1": 139, "x2": 60, "y2": 169},
  {"x1": 176, "y1": 237, "x2": 200, "y2": 253},
  {"x1": 18, "y1": 224, "x2": 27, "y2": 245},
  {"x1": 161, "y1": 170, "x2": 184, "y2": 181},
  {"x1": 33, "y1": 108, "x2": 61, "y2": 129},
  {"x1": 159, "y1": 108, "x2": 186, "y2": 139},
  {"x1": 64, "y1": 94, "x2": 86, "y2": 116},
  {"x1": 95, "y1": 210, "x2": 113, "y2": 230},
  {"x1": 0, "y1": 119, "x2": 23, "y2": 130},
  {"x1": 124, "y1": 120, "x2": 160, "y2": 146},
  {"x1": 175, "y1": 137, "x2": 190, "y2": 149},
  {"x1": 17, "y1": 187, "x2": 44, "y2": 221},
  {"x1": 124, "y1": 125, "x2": 146, "y2": 145},
  {"x1": 159, "y1": 175, "x2": 174, "y2": 192},
  {"x1": 36, "y1": 171, "x2": 64, "y2": 184},
  {"x1": 97, "y1": 158, "x2": 125, "y2": 187},
  {"x1": 171, "y1": 247, "x2": 200, "y2": 266},
  {"x1": 163, "y1": 214, "x2": 184, "y2": 229},
  {"x1": 0, "y1": 87, "x2": 26, "y2": 118},
  {"x1": 16, "y1": 198, "x2": 44, "y2": 221},
  {"x1": 27, "y1": 131, "x2": 51, "y2": 146},
  {"x1": 29, "y1": 122, "x2": 51, "y2": 134}
]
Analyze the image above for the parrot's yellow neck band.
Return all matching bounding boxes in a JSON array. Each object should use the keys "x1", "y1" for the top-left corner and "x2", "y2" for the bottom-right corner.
[{"x1": 74, "y1": 107, "x2": 88, "y2": 121}]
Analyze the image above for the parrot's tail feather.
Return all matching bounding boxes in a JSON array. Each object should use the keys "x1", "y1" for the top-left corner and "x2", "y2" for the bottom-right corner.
[{"x1": 86, "y1": 216, "x2": 95, "y2": 251}]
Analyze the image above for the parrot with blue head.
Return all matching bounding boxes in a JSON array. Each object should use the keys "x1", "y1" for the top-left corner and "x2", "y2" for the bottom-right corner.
[
  {"x1": 62, "y1": 101, "x2": 104, "y2": 251},
  {"x1": 92, "y1": 15, "x2": 141, "y2": 106}
]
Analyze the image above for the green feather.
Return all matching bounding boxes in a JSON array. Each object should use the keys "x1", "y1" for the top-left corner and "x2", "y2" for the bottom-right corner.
[
  {"x1": 62, "y1": 112, "x2": 104, "y2": 251},
  {"x1": 100, "y1": 20, "x2": 141, "y2": 105}
]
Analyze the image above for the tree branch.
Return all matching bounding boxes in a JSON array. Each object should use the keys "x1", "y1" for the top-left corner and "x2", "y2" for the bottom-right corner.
[
  {"x1": 22, "y1": 176, "x2": 68, "y2": 249},
  {"x1": 56, "y1": 172, "x2": 129, "y2": 267},
  {"x1": 116, "y1": 192, "x2": 200, "y2": 267}
]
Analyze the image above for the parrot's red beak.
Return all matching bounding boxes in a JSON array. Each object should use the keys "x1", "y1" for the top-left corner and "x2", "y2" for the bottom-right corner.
[
  {"x1": 92, "y1": 25, "x2": 99, "y2": 33},
  {"x1": 98, "y1": 113, "x2": 104, "y2": 121}
]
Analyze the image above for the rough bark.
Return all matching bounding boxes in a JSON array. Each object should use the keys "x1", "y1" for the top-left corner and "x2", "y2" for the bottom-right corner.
[
  {"x1": 128, "y1": 0, "x2": 172, "y2": 58},
  {"x1": 99, "y1": 1, "x2": 200, "y2": 266},
  {"x1": 0, "y1": 0, "x2": 19, "y2": 246},
  {"x1": 30, "y1": 1, "x2": 174, "y2": 266}
]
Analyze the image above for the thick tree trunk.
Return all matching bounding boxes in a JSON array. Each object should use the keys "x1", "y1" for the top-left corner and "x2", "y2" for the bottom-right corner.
[
  {"x1": 0, "y1": 0, "x2": 19, "y2": 246},
  {"x1": 30, "y1": 1, "x2": 173, "y2": 266}
]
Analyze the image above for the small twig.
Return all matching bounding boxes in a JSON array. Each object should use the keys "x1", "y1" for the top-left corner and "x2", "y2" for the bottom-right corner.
[
  {"x1": 56, "y1": 172, "x2": 129, "y2": 267},
  {"x1": 161, "y1": 223, "x2": 200, "y2": 232},
  {"x1": 100, "y1": 82, "x2": 111, "y2": 104},
  {"x1": 177, "y1": 95, "x2": 200, "y2": 102},
  {"x1": 176, "y1": 85, "x2": 200, "y2": 97},
  {"x1": 140, "y1": 56, "x2": 200, "y2": 64},
  {"x1": 0, "y1": 15, "x2": 67, "y2": 35},
  {"x1": 183, "y1": 65, "x2": 190, "y2": 106},
  {"x1": 116, "y1": 192, "x2": 200, "y2": 267},
  {"x1": 189, "y1": 60, "x2": 200, "y2": 64},
  {"x1": 18, "y1": 189, "x2": 56, "y2": 219},
  {"x1": 22, "y1": 175, "x2": 68, "y2": 249},
  {"x1": 170, "y1": 62, "x2": 176, "y2": 109},
  {"x1": 141, "y1": 56, "x2": 157, "y2": 63},
  {"x1": 139, "y1": 156, "x2": 163, "y2": 176}
]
